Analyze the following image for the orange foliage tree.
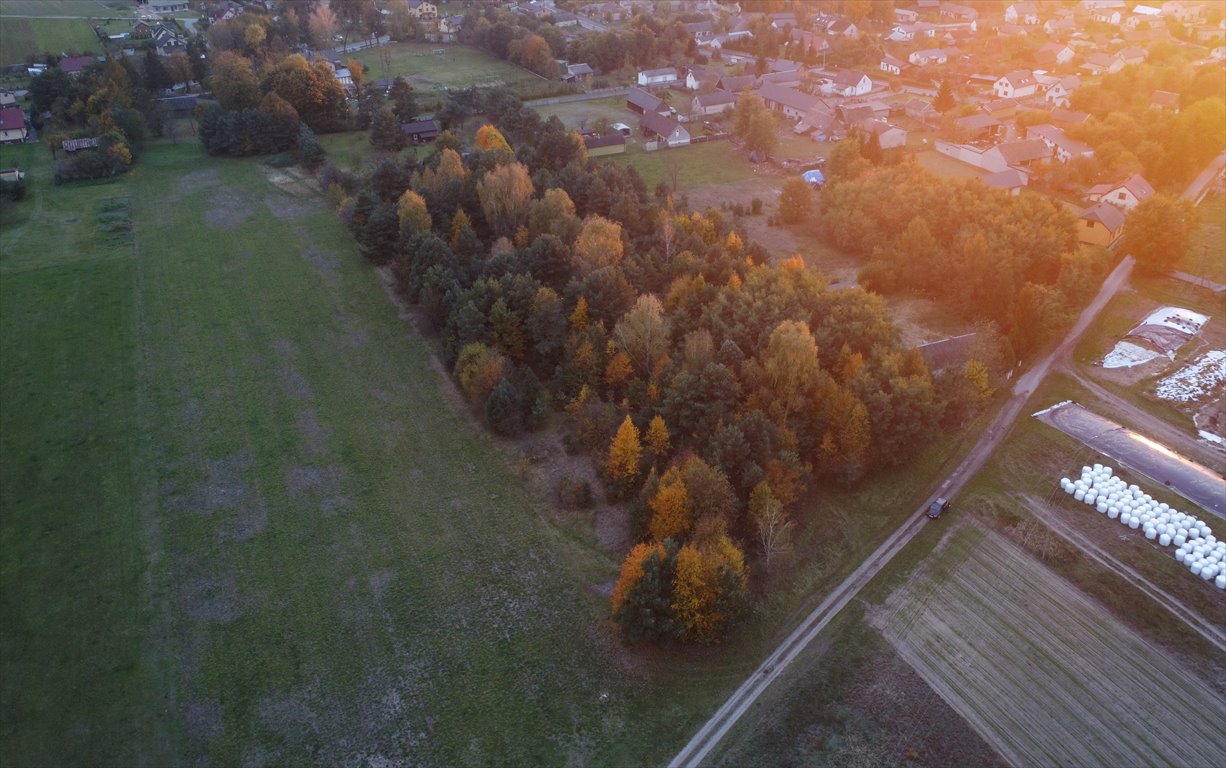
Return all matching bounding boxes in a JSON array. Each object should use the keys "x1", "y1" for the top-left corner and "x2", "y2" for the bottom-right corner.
[{"x1": 648, "y1": 467, "x2": 691, "y2": 542}]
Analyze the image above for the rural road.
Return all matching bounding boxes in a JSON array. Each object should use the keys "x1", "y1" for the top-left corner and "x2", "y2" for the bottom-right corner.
[
  {"x1": 1181, "y1": 151, "x2": 1226, "y2": 205},
  {"x1": 1018, "y1": 493, "x2": 1226, "y2": 654},
  {"x1": 667, "y1": 257, "x2": 1137, "y2": 768}
]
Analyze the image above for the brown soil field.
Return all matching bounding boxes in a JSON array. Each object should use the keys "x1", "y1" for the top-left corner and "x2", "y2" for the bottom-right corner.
[{"x1": 874, "y1": 524, "x2": 1226, "y2": 768}]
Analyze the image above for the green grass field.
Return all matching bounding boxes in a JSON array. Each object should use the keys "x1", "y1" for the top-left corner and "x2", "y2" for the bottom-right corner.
[
  {"x1": 0, "y1": 18, "x2": 102, "y2": 63},
  {"x1": 611, "y1": 141, "x2": 761, "y2": 189},
  {"x1": 531, "y1": 95, "x2": 638, "y2": 131},
  {"x1": 351, "y1": 42, "x2": 539, "y2": 93},
  {"x1": 1180, "y1": 193, "x2": 1226, "y2": 284},
  {"x1": 0, "y1": 0, "x2": 134, "y2": 15}
]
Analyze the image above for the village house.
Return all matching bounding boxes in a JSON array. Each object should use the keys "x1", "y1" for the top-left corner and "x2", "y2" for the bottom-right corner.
[
  {"x1": 1027, "y1": 123, "x2": 1094, "y2": 163},
  {"x1": 1078, "y1": 202, "x2": 1126, "y2": 246},
  {"x1": 400, "y1": 119, "x2": 440, "y2": 144},
  {"x1": 1092, "y1": 7, "x2": 1123, "y2": 24},
  {"x1": 1046, "y1": 75, "x2": 1081, "y2": 107},
  {"x1": 0, "y1": 107, "x2": 27, "y2": 143},
  {"x1": 58, "y1": 55, "x2": 98, "y2": 77},
  {"x1": 1081, "y1": 52, "x2": 1125, "y2": 75},
  {"x1": 826, "y1": 18, "x2": 860, "y2": 39},
  {"x1": 561, "y1": 63, "x2": 593, "y2": 83},
  {"x1": 1150, "y1": 89, "x2": 1180, "y2": 111},
  {"x1": 685, "y1": 66, "x2": 719, "y2": 91},
  {"x1": 829, "y1": 70, "x2": 872, "y2": 98},
  {"x1": 859, "y1": 119, "x2": 907, "y2": 149},
  {"x1": 716, "y1": 74, "x2": 756, "y2": 93},
  {"x1": 640, "y1": 111, "x2": 690, "y2": 147},
  {"x1": 637, "y1": 67, "x2": 678, "y2": 87},
  {"x1": 981, "y1": 168, "x2": 1029, "y2": 195},
  {"x1": 905, "y1": 98, "x2": 938, "y2": 125},
  {"x1": 148, "y1": 0, "x2": 189, "y2": 12},
  {"x1": 1035, "y1": 42, "x2": 1075, "y2": 66},
  {"x1": 940, "y1": 3, "x2": 979, "y2": 23},
  {"x1": 408, "y1": 0, "x2": 438, "y2": 22},
  {"x1": 888, "y1": 22, "x2": 938, "y2": 42},
  {"x1": 993, "y1": 70, "x2": 1037, "y2": 99},
  {"x1": 691, "y1": 90, "x2": 737, "y2": 117},
  {"x1": 1004, "y1": 2, "x2": 1041, "y2": 25},
  {"x1": 1045, "y1": 17, "x2": 1078, "y2": 36},
  {"x1": 1087, "y1": 173, "x2": 1155, "y2": 210},
  {"x1": 757, "y1": 70, "x2": 804, "y2": 89},
  {"x1": 0, "y1": 90, "x2": 16, "y2": 107},
  {"x1": 880, "y1": 54, "x2": 909, "y2": 76},
  {"x1": 758, "y1": 83, "x2": 823, "y2": 120},
  {"x1": 909, "y1": 48, "x2": 949, "y2": 66},
  {"x1": 953, "y1": 113, "x2": 1004, "y2": 140},
  {"x1": 1161, "y1": 1, "x2": 1203, "y2": 24},
  {"x1": 685, "y1": 21, "x2": 716, "y2": 44},
  {"x1": 1118, "y1": 46, "x2": 1147, "y2": 65},
  {"x1": 1051, "y1": 108, "x2": 1091, "y2": 127}
]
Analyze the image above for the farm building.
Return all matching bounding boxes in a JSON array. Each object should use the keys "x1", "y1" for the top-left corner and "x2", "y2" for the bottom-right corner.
[
  {"x1": 400, "y1": 119, "x2": 440, "y2": 144},
  {"x1": 637, "y1": 67, "x2": 678, "y2": 87},
  {"x1": 149, "y1": 0, "x2": 190, "y2": 12},
  {"x1": 1026, "y1": 123, "x2": 1093, "y2": 163},
  {"x1": 859, "y1": 119, "x2": 906, "y2": 149},
  {"x1": 1078, "y1": 202, "x2": 1126, "y2": 247},
  {"x1": 993, "y1": 70, "x2": 1037, "y2": 99},
  {"x1": 829, "y1": 70, "x2": 872, "y2": 97},
  {"x1": 758, "y1": 84, "x2": 823, "y2": 120},
  {"x1": 582, "y1": 134, "x2": 626, "y2": 157},
  {"x1": 981, "y1": 168, "x2": 1028, "y2": 195},
  {"x1": 0, "y1": 108, "x2": 27, "y2": 143},
  {"x1": 626, "y1": 87, "x2": 668, "y2": 116}
]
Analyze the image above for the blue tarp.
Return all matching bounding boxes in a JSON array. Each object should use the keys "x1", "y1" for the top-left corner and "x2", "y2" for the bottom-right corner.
[{"x1": 802, "y1": 169, "x2": 825, "y2": 186}]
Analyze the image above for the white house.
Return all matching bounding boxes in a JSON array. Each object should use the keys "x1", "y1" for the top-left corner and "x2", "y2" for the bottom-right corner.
[
  {"x1": 1092, "y1": 8, "x2": 1123, "y2": 24},
  {"x1": 1045, "y1": 76, "x2": 1081, "y2": 107},
  {"x1": 1035, "y1": 42, "x2": 1075, "y2": 65},
  {"x1": 685, "y1": 67, "x2": 718, "y2": 91},
  {"x1": 909, "y1": 48, "x2": 948, "y2": 66},
  {"x1": 691, "y1": 90, "x2": 737, "y2": 117},
  {"x1": 1004, "y1": 2, "x2": 1040, "y2": 25},
  {"x1": 993, "y1": 70, "x2": 1037, "y2": 99},
  {"x1": 640, "y1": 111, "x2": 690, "y2": 147},
  {"x1": 860, "y1": 119, "x2": 907, "y2": 149},
  {"x1": 1027, "y1": 123, "x2": 1094, "y2": 163},
  {"x1": 1087, "y1": 173, "x2": 1155, "y2": 210},
  {"x1": 637, "y1": 67, "x2": 678, "y2": 86},
  {"x1": 830, "y1": 70, "x2": 872, "y2": 97},
  {"x1": 880, "y1": 54, "x2": 908, "y2": 76}
]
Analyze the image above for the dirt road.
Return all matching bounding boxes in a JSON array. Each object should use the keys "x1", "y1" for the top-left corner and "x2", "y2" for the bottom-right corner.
[{"x1": 667, "y1": 256, "x2": 1138, "y2": 768}]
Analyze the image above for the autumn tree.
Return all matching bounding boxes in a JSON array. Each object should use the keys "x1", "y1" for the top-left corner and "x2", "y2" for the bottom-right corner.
[
  {"x1": 778, "y1": 177, "x2": 814, "y2": 225},
  {"x1": 614, "y1": 295, "x2": 671, "y2": 378},
  {"x1": 208, "y1": 51, "x2": 260, "y2": 111},
  {"x1": 477, "y1": 161, "x2": 534, "y2": 236},
  {"x1": 611, "y1": 539, "x2": 681, "y2": 643},
  {"x1": 934, "y1": 79, "x2": 957, "y2": 113},
  {"x1": 606, "y1": 415, "x2": 642, "y2": 494},
  {"x1": 573, "y1": 215, "x2": 624, "y2": 276},
  {"x1": 308, "y1": 3, "x2": 338, "y2": 49},
  {"x1": 396, "y1": 189, "x2": 431, "y2": 235},
  {"x1": 761, "y1": 319, "x2": 819, "y2": 423},
  {"x1": 645, "y1": 415, "x2": 671, "y2": 464},
  {"x1": 475, "y1": 123, "x2": 512, "y2": 153},
  {"x1": 1122, "y1": 194, "x2": 1198, "y2": 274},
  {"x1": 745, "y1": 110, "x2": 778, "y2": 158},
  {"x1": 750, "y1": 481, "x2": 792, "y2": 567},
  {"x1": 649, "y1": 468, "x2": 692, "y2": 542},
  {"x1": 671, "y1": 527, "x2": 749, "y2": 643}
]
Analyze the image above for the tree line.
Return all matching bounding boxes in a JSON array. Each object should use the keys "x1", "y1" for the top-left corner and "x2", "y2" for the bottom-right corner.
[{"x1": 315, "y1": 87, "x2": 1012, "y2": 644}]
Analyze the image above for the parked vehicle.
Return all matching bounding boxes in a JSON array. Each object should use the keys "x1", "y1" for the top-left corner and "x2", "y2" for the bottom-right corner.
[{"x1": 927, "y1": 497, "x2": 950, "y2": 519}]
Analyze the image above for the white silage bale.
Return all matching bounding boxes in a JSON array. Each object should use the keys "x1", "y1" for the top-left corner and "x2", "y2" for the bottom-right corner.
[
  {"x1": 1093, "y1": 463, "x2": 1103, "y2": 472},
  {"x1": 1189, "y1": 528, "x2": 1202, "y2": 541},
  {"x1": 1097, "y1": 501, "x2": 1108, "y2": 513},
  {"x1": 1075, "y1": 489, "x2": 1086, "y2": 501},
  {"x1": 1159, "y1": 503, "x2": 1169, "y2": 512},
  {"x1": 1176, "y1": 547, "x2": 1189, "y2": 562},
  {"x1": 1216, "y1": 574, "x2": 1226, "y2": 589},
  {"x1": 1108, "y1": 508, "x2": 1120, "y2": 520},
  {"x1": 1145, "y1": 527, "x2": 1158, "y2": 540},
  {"x1": 1201, "y1": 566, "x2": 1215, "y2": 581},
  {"x1": 1160, "y1": 533, "x2": 1171, "y2": 547},
  {"x1": 1191, "y1": 561, "x2": 1204, "y2": 576},
  {"x1": 1174, "y1": 534, "x2": 1187, "y2": 547},
  {"x1": 1129, "y1": 517, "x2": 1140, "y2": 530}
]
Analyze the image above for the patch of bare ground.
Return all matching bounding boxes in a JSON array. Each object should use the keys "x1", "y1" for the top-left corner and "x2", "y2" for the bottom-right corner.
[
  {"x1": 264, "y1": 167, "x2": 316, "y2": 197},
  {"x1": 874, "y1": 524, "x2": 1226, "y2": 768},
  {"x1": 203, "y1": 189, "x2": 251, "y2": 230}
]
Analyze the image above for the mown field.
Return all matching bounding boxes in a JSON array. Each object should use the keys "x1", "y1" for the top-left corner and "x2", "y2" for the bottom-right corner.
[
  {"x1": 0, "y1": 0, "x2": 134, "y2": 16},
  {"x1": 350, "y1": 42, "x2": 539, "y2": 93},
  {"x1": 531, "y1": 95, "x2": 638, "y2": 131},
  {"x1": 0, "y1": 17, "x2": 101, "y2": 64},
  {"x1": 876, "y1": 524, "x2": 1226, "y2": 768}
]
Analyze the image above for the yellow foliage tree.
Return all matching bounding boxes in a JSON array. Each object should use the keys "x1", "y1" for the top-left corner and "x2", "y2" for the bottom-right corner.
[
  {"x1": 645, "y1": 415, "x2": 670, "y2": 461},
  {"x1": 649, "y1": 468, "x2": 691, "y2": 542},
  {"x1": 671, "y1": 531, "x2": 748, "y2": 643},
  {"x1": 605, "y1": 415, "x2": 642, "y2": 486},
  {"x1": 573, "y1": 215, "x2": 624, "y2": 275},
  {"x1": 475, "y1": 123, "x2": 511, "y2": 152},
  {"x1": 610, "y1": 542, "x2": 664, "y2": 618},
  {"x1": 396, "y1": 189, "x2": 431, "y2": 234}
]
